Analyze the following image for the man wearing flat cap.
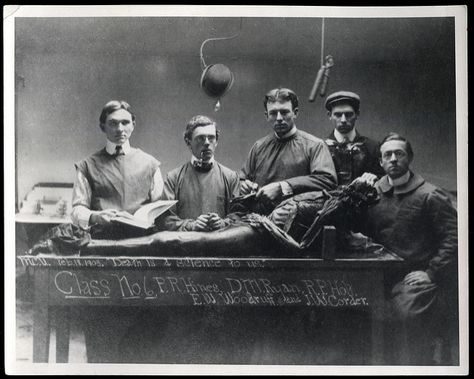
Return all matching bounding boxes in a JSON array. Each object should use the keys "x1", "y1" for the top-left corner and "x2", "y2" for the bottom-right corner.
[{"x1": 325, "y1": 91, "x2": 384, "y2": 186}]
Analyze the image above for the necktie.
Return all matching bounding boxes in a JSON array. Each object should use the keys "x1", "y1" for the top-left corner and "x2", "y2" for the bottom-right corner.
[
  {"x1": 115, "y1": 145, "x2": 124, "y2": 156},
  {"x1": 193, "y1": 160, "x2": 213, "y2": 172}
]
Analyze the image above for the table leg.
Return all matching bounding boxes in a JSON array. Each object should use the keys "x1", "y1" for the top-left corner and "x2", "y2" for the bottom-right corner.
[
  {"x1": 370, "y1": 269, "x2": 385, "y2": 365},
  {"x1": 321, "y1": 226, "x2": 336, "y2": 260},
  {"x1": 33, "y1": 269, "x2": 50, "y2": 363},
  {"x1": 55, "y1": 307, "x2": 70, "y2": 363}
]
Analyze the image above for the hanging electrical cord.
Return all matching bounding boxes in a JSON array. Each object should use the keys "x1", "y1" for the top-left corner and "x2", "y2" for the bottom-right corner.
[
  {"x1": 200, "y1": 18, "x2": 243, "y2": 70},
  {"x1": 309, "y1": 18, "x2": 334, "y2": 102},
  {"x1": 321, "y1": 18, "x2": 325, "y2": 67}
]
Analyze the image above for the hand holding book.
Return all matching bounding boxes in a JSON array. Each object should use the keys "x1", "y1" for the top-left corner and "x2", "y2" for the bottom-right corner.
[{"x1": 110, "y1": 200, "x2": 178, "y2": 230}]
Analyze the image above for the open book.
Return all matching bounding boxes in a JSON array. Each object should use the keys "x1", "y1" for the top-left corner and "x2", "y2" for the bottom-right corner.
[{"x1": 111, "y1": 200, "x2": 177, "y2": 229}]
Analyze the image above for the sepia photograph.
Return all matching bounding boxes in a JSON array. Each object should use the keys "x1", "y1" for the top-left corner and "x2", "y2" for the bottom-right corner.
[{"x1": 4, "y1": 5, "x2": 468, "y2": 375}]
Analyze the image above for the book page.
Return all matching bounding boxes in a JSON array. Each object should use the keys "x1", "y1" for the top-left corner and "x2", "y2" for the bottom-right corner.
[{"x1": 133, "y1": 200, "x2": 178, "y2": 224}]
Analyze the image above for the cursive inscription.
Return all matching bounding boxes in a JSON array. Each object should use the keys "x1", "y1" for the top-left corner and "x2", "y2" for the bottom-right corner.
[{"x1": 51, "y1": 270, "x2": 370, "y2": 307}]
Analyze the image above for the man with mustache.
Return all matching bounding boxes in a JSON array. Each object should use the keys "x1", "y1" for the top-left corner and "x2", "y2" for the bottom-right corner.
[
  {"x1": 71, "y1": 100, "x2": 164, "y2": 362},
  {"x1": 240, "y1": 87, "x2": 337, "y2": 212},
  {"x1": 364, "y1": 133, "x2": 458, "y2": 364},
  {"x1": 324, "y1": 91, "x2": 384, "y2": 185},
  {"x1": 159, "y1": 115, "x2": 239, "y2": 231}
]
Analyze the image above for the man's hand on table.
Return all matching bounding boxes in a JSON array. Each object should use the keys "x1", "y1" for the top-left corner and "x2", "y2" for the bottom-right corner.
[
  {"x1": 190, "y1": 213, "x2": 226, "y2": 232},
  {"x1": 207, "y1": 213, "x2": 226, "y2": 231},
  {"x1": 192, "y1": 214, "x2": 210, "y2": 231}
]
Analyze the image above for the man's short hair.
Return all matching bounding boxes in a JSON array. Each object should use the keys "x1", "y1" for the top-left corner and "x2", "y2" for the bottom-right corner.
[
  {"x1": 263, "y1": 88, "x2": 299, "y2": 112},
  {"x1": 325, "y1": 91, "x2": 361, "y2": 113},
  {"x1": 99, "y1": 100, "x2": 135, "y2": 127},
  {"x1": 379, "y1": 132, "x2": 414, "y2": 160},
  {"x1": 184, "y1": 115, "x2": 220, "y2": 143}
]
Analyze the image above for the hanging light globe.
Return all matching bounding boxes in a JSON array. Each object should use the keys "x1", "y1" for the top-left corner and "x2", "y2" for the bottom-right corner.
[{"x1": 200, "y1": 63, "x2": 234, "y2": 99}]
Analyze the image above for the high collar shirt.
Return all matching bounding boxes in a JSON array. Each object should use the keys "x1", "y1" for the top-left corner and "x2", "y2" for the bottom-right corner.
[
  {"x1": 387, "y1": 170, "x2": 411, "y2": 188},
  {"x1": 334, "y1": 128, "x2": 357, "y2": 143},
  {"x1": 274, "y1": 125, "x2": 297, "y2": 140},
  {"x1": 105, "y1": 139, "x2": 131, "y2": 155}
]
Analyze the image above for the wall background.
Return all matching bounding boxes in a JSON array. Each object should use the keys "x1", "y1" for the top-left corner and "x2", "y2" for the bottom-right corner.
[{"x1": 15, "y1": 16, "x2": 457, "y2": 205}]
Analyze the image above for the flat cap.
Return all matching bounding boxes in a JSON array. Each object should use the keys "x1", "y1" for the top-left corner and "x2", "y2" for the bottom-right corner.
[{"x1": 325, "y1": 91, "x2": 360, "y2": 112}]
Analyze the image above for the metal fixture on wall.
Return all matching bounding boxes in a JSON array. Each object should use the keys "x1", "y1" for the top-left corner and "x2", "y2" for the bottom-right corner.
[
  {"x1": 199, "y1": 19, "x2": 242, "y2": 111},
  {"x1": 309, "y1": 18, "x2": 335, "y2": 102}
]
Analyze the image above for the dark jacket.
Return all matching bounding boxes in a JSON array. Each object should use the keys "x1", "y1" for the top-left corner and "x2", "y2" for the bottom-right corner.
[
  {"x1": 326, "y1": 131, "x2": 384, "y2": 185},
  {"x1": 365, "y1": 172, "x2": 458, "y2": 283}
]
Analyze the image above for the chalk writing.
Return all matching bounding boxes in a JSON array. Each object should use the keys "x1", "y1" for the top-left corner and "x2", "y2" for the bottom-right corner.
[
  {"x1": 217, "y1": 292, "x2": 276, "y2": 306},
  {"x1": 245, "y1": 260, "x2": 265, "y2": 268},
  {"x1": 112, "y1": 258, "x2": 142, "y2": 268},
  {"x1": 54, "y1": 271, "x2": 111, "y2": 297},
  {"x1": 175, "y1": 259, "x2": 222, "y2": 268},
  {"x1": 18, "y1": 256, "x2": 51, "y2": 267},
  {"x1": 19, "y1": 256, "x2": 107, "y2": 268},
  {"x1": 17, "y1": 256, "x2": 268, "y2": 269},
  {"x1": 50, "y1": 270, "x2": 371, "y2": 308}
]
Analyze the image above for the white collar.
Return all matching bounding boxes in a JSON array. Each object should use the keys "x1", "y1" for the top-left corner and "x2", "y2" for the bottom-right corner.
[
  {"x1": 334, "y1": 128, "x2": 357, "y2": 143},
  {"x1": 388, "y1": 170, "x2": 411, "y2": 188},
  {"x1": 105, "y1": 140, "x2": 131, "y2": 155},
  {"x1": 275, "y1": 126, "x2": 297, "y2": 140},
  {"x1": 191, "y1": 154, "x2": 215, "y2": 165}
]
